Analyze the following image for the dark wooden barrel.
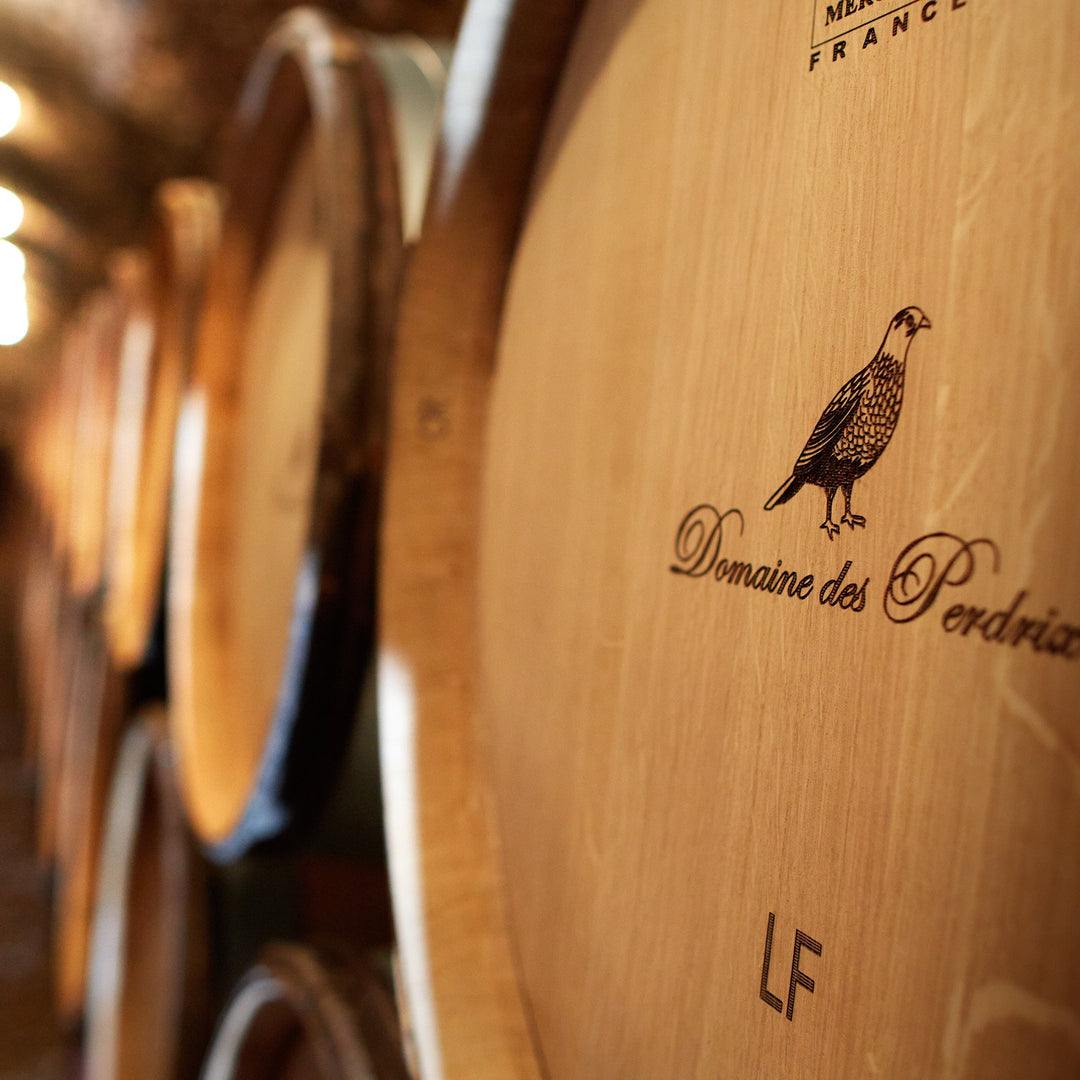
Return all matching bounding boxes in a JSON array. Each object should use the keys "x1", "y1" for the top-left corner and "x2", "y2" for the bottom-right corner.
[
  {"x1": 379, "y1": 1, "x2": 1080, "y2": 1077},
  {"x1": 52, "y1": 614, "x2": 128, "y2": 1025},
  {"x1": 102, "y1": 181, "x2": 221, "y2": 672},
  {"x1": 201, "y1": 944, "x2": 409, "y2": 1080},
  {"x1": 167, "y1": 10, "x2": 447, "y2": 859},
  {"x1": 84, "y1": 710, "x2": 209, "y2": 1080}
]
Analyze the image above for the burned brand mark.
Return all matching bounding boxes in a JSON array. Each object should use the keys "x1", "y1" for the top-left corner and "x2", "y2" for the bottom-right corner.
[
  {"x1": 885, "y1": 532, "x2": 1080, "y2": 659},
  {"x1": 764, "y1": 306, "x2": 930, "y2": 541},
  {"x1": 669, "y1": 510, "x2": 1080, "y2": 661},
  {"x1": 670, "y1": 504, "x2": 869, "y2": 613},
  {"x1": 809, "y1": 0, "x2": 969, "y2": 71}
]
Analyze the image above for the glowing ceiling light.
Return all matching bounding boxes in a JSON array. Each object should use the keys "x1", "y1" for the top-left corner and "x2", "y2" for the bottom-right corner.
[
  {"x1": 0, "y1": 188, "x2": 23, "y2": 237},
  {"x1": 0, "y1": 238, "x2": 25, "y2": 279},
  {"x1": 0, "y1": 274, "x2": 27, "y2": 345},
  {"x1": 0, "y1": 237, "x2": 28, "y2": 344},
  {"x1": 0, "y1": 83, "x2": 19, "y2": 138}
]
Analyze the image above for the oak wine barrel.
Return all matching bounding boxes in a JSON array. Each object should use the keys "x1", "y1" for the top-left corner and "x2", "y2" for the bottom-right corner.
[
  {"x1": 168, "y1": 9, "x2": 448, "y2": 859},
  {"x1": 103, "y1": 181, "x2": 222, "y2": 672},
  {"x1": 379, "y1": 1, "x2": 1080, "y2": 1077},
  {"x1": 65, "y1": 271, "x2": 131, "y2": 601},
  {"x1": 45, "y1": 313, "x2": 90, "y2": 573},
  {"x1": 201, "y1": 944, "x2": 410, "y2": 1080},
  {"x1": 84, "y1": 710, "x2": 210, "y2": 1080}
]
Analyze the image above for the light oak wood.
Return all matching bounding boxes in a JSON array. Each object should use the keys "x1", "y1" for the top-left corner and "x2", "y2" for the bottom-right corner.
[
  {"x1": 201, "y1": 944, "x2": 410, "y2": 1080},
  {"x1": 85, "y1": 709, "x2": 210, "y2": 1080},
  {"x1": 378, "y1": 3, "x2": 584, "y2": 1077},
  {"x1": 168, "y1": 10, "x2": 448, "y2": 857},
  {"x1": 103, "y1": 182, "x2": 221, "y2": 671},
  {"x1": 382, "y1": 0, "x2": 1080, "y2": 1076},
  {"x1": 48, "y1": 307, "x2": 95, "y2": 572}
]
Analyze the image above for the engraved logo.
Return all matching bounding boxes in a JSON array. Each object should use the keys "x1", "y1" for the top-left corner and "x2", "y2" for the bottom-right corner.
[
  {"x1": 808, "y1": 0, "x2": 969, "y2": 71},
  {"x1": 764, "y1": 306, "x2": 930, "y2": 540}
]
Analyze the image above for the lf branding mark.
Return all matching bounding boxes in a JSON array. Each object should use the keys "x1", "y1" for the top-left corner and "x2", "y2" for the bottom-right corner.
[{"x1": 760, "y1": 912, "x2": 823, "y2": 1022}]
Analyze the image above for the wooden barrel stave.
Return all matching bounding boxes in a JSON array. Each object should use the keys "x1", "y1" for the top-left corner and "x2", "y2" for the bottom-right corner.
[{"x1": 378, "y1": 3, "x2": 584, "y2": 1077}]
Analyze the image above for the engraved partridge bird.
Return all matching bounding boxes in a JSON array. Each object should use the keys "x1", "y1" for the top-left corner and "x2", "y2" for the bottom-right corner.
[{"x1": 764, "y1": 306, "x2": 931, "y2": 539}]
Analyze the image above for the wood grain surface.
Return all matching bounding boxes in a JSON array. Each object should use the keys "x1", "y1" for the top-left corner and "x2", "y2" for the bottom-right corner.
[
  {"x1": 378, "y1": 3, "x2": 585, "y2": 1077},
  {"x1": 382, "y1": 0, "x2": 1080, "y2": 1076}
]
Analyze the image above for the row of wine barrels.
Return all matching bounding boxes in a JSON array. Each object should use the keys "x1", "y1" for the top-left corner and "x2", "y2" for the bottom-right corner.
[
  {"x1": 15, "y1": 178, "x2": 220, "y2": 774},
  {"x1": 167, "y1": 10, "x2": 449, "y2": 860},
  {"x1": 9, "y1": 10, "x2": 449, "y2": 1055},
  {"x1": 83, "y1": 707, "x2": 409, "y2": 1080},
  {"x1": 379, "y1": 0, "x2": 1080, "y2": 1078}
]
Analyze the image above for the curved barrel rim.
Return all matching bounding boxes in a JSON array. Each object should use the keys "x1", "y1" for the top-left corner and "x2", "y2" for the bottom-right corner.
[
  {"x1": 201, "y1": 943, "x2": 410, "y2": 1080},
  {"x1": 84, "y1": 708, "x2": 209, "y2": 1080}
]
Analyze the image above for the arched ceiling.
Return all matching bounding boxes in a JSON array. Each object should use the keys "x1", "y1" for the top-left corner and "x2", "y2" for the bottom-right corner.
[{"x1": 0, "y1": 0, "x2": 463, "y2": 439}]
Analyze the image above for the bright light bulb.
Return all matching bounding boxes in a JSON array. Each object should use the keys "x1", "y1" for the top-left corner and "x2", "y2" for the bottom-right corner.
[
  {"x1": 0, "y1": 239, "x2": 25, "y2": 279},
  {"x1": 0, "y1": 234, "x2": 28, "y2": 344},
  {"x1": 0, "y1": 188, "x2": 23, "y2": 237},
  {"x1": 0, "y1": 83, "x2": 19, "y2": 138},
  {"x1": 0, "y1": 277, "x2": 27, "y2": 345}
]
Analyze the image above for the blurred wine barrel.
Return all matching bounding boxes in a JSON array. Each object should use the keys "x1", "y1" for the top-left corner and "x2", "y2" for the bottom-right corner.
[
  {"x1": 201, "y1": 944, "x2": 409, "y2": 1080},
  {"x1": 65, "y1": 276, "x2": 129, "y2": 601},
  {"x1": 102, "y1": 181, "x2": 222, "y2": 673},
  {"x1": 84, "y1": 710, "x2": 209, "y2": 1080},
  {"x1": 52, "y1": 616, "x2": 128, "y2": 1025},
  {"x1": 168, "y1": 9, "x2": 448, "y2": 859},
  {"x1": 379, "y1": 1, "x2": 1080, "y2": 1078},
  {"x1": 47, "y1": 312, "x2": 90, "y2": 574}
]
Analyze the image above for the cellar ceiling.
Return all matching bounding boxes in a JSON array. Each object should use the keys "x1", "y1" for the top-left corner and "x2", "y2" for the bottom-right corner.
[{"x1": 0, "y1": 0, "x2": 462, "y2": 439}]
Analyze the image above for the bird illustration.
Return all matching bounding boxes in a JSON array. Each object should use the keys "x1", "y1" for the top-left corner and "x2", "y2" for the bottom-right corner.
[{"x1": 764, "y1": 306, "x2": 931, "y2": 539}]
